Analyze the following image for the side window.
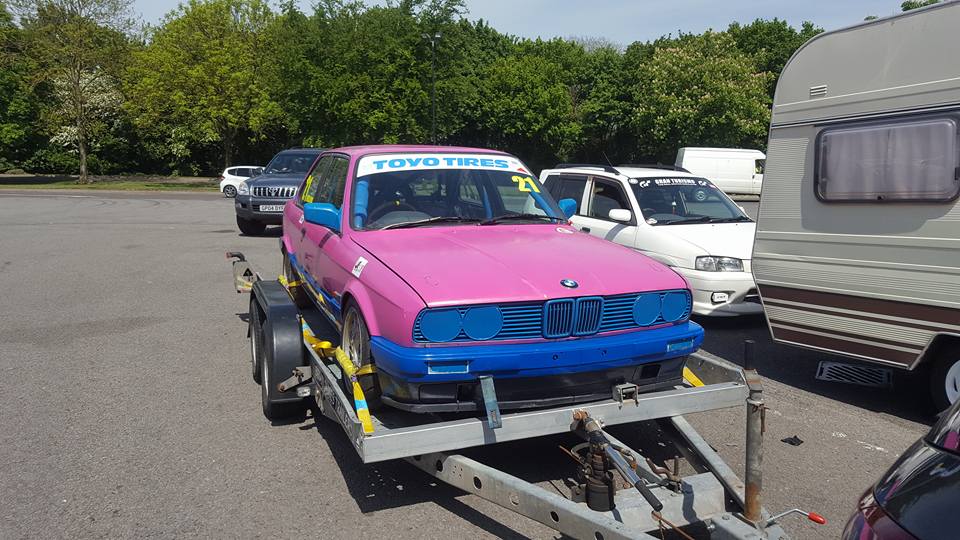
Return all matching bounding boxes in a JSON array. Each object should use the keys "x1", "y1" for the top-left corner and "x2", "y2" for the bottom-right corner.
[
  {"x1": 239, "y1": 168, "x2": 252, "y2": 177},
  {"x1": 549, "y1": 174, "x2": 588, "y2": 214},
  {"x1": 226, "y1": 167, "x2": 238, "y2": 176},
  {"x1": 815, "y1": 114, "x2": 960, "y2": 202},
  {"x1": 324, "y1": 157, "x2": 349, "y2": 208},
  {"x1": 588, "y1": 178, "x2": 629, "y2": 220},
  {"x1": 299, "y1": 156, "x2": 331, "y2": 206},
  {"x1": 754, "y1": 160, "x2": 765, "y2": 175}
]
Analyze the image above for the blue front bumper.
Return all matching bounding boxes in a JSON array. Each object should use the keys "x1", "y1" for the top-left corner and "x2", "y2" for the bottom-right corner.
[{"x1": 370, "y1": 321, "x2": 704, "y2": 384}]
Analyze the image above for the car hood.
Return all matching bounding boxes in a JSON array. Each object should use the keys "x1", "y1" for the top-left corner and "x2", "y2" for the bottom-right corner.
[
  {"x1": 353, "y1": 224, "x2": 687, "y2": 308},
  {"x1": 655, "y1": 222, "x2": 756, "y2": 260},
  {"x1": 247, "y1": 172, "x2": 304, "y2": 187}
]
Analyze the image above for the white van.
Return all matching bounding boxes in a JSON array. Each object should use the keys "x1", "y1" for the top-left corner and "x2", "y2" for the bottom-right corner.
[
  {"x1": 539, "y1": 164, "x2": 762, "y2": 317},
  {"x1": 752, "y1": 2, "x2": 960, "y2": 409},
  {"x1": 675, "y1": 147, "x2": 765, "y2": 195}
]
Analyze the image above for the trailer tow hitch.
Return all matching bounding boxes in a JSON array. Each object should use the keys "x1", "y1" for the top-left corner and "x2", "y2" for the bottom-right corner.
[{"x1": 571, "y1": 410, "x2": 665, "y2": 514}]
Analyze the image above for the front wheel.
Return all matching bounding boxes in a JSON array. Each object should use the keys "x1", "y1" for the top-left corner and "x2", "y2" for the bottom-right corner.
[
  {"x1": 930, "y1": 354, "x2": 960, "y2": 412},
  {"x1": 341, "y1": 303, "x2": 382, "y2": 411},
  {"x1": 223, "y1": 184, "x2": 237, "y2": 198},
  {"x1": 237, "y1": 216, "x2": 266, "y2": 236}
]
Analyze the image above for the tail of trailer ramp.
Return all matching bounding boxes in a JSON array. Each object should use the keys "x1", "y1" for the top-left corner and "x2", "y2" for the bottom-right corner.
[{"x1": 229, "y1": 252, "x2": 823, "y2": 539}]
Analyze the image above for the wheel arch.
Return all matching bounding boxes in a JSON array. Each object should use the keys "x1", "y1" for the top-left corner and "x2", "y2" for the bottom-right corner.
[
  {"x1": 339, "y1": 285, "x2": 380, "y2": 336},
  {"x1": 917, "y1": 332, "x2": 960, "y2": 368}
]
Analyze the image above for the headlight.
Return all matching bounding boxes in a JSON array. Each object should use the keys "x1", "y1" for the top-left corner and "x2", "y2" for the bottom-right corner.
[
  {"x1": 695, "y1": 256, "x2": 743, "y2": 272},
  {"x1": 237, "y1": 181, "x2": 249, "y2": 195}
]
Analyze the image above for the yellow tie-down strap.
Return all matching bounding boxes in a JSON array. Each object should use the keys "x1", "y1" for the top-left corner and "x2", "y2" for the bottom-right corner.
[
  {"x1": 683, "y1": 367, "x2": 705, "y2": 387},
  {"x1": 301, "y1": 321, "x2": 375, "y2": 434},
  {"x1": 278, "y1": 275, "x2": 302, "y2": 288}
]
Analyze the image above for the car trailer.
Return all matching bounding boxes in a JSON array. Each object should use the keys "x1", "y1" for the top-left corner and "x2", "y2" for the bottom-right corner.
[{"x1": 229, "y1": 252, "x2": 825, "y2": 540}]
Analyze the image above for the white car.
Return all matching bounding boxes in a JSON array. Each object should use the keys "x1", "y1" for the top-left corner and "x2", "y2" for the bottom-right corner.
[
  {"x1": 539, "y1": 164, "x2": 762, "y2": 317},
  {"x1": 218, "y1": 165, "x2": 263, "y2": 197}
]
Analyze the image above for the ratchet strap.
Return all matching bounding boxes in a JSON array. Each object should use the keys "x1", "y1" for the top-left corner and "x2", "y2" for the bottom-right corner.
[
  {"x1": 300, "y1": 321, "x2": 377, "y2": 435},
  {"x1": 278, "y1": 275, "x2": 302, "y2": 288},
  {"x1": 682, "y1": 367, "x2": 705, "y2": 387}
]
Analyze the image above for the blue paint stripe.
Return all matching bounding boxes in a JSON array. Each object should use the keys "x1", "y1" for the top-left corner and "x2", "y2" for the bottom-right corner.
[{"x1": 288, "y1": 252, "x2": 342, "y2": 315}]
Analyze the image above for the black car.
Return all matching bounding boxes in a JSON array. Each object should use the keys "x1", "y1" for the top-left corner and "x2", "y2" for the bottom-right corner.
[
  {"x1": 234, "y1": 147, "x2": 323, "y2": 235},
  {"x1": 842, "y1": 398, "x2": 960, "y2": 539}
]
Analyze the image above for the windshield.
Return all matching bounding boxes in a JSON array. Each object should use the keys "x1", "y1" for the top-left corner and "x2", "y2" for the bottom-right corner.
[
  {"x1": 630, "y1": 177, "x2": 751, "y2": 225},
  {"x1": 352, "y1": 154, "x2": 563, "y2": 230},
  {"x1": 927, "y1": 400, "x2": 960, "y2": 456},
  {"x1": 264, "y1": 152, "x2": 318, "y2": 175}
]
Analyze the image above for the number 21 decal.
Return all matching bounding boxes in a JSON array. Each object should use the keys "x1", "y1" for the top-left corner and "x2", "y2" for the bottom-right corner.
[{"x1": 512, "y1": 175, "x2": 540, "y2": 193}]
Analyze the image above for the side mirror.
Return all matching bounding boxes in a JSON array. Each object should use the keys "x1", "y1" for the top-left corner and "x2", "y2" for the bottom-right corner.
[
  {"x1": 304, "y1": 202, "x2": 341, "y2": 232},
  {"x1": 557, "y1": 198, "x2": 577, "y2": 219},
  {"x1": 608, "y1": 208, "x2": 632, "y2": 223}
]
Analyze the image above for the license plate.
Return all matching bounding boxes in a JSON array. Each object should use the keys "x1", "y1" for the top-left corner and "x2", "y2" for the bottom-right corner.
[{"x1": 260, "y1": 205, "x2": 284, "y2": 212}]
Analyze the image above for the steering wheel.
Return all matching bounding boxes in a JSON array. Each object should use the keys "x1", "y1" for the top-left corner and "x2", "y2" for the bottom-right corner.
[{"x1": 369, "y1": 201, "x2": 418, "y2": 221}]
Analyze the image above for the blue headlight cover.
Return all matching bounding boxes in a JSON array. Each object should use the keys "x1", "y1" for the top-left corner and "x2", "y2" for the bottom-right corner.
[
  {"x1": 462, "y1": 306, "x2": 503, "y2": 340},
  {"x1": 660, "y1": 291, "x2": 689, "y2": 322},
  {"x1": 419, "y1": 309, "x2": 462, "y2": 342},
  {"x1": 632, "y1": 293, "x2": 661, "y2": 326}
]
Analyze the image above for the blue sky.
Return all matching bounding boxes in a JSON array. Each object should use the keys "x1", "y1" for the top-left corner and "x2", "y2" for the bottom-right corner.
[{"x1": 134, "y1": 0, "x2": 903, "y2": 45}]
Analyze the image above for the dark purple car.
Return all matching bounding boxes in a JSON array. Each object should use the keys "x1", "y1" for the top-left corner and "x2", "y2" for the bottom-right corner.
[{"x1": 842, "y1": 399, "x2": 960, "y2": 539}]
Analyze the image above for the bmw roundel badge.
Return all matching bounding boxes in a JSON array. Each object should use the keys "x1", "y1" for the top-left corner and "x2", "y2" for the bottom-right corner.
[{"x1": 560, "y1": 279, "x2": 578, "y2": 289}]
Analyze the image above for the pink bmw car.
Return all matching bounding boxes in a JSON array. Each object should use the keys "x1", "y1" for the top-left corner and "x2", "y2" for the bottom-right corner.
[{"x1": 281, "y1": 145, "x2": 704, "y2": 413}]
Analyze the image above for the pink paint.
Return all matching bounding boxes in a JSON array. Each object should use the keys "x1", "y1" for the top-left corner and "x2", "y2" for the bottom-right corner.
[{"x1": 352, "y1": 224, "x2": 685, "y2": 307}]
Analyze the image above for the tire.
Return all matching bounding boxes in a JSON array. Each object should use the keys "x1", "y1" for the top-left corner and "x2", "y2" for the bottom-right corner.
[
  {"x1": 340, "y1": 302, "x2": 382, "y2": 411},
  {"x1": 237, "y1": 216, "x2": 266, "y2": 236},
  {"x1": 930, "y1": 354, "x2": 960, "y2": 412},
  {"x1": 259, "y1": 316, "x2": 306, "y2": 421},
  {"x1": 282, "y1": 251, "x2": 312, "y2": 309},
  {"x1": 249, "y1": 295, "x2": 263, "y2": 384},
  {"x1": 223, "y1": 185, "x2": 237, "y2": 198}
]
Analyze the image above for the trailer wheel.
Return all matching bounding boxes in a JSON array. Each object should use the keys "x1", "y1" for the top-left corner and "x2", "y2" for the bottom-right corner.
[
  {"x1": 249, "y1": 295, "x2": 263, "y2": 384},
  {"x1": 930, "y1": 354, "x2": 960, "y2": 412},
  {"x1": 282, "y1": 251, "x2": 312, "y2": 309},
  {"x1": 259, "y1": 316, "x2": 306, "y2": 421},
  {"x1": 341, "y1": 302, "x2": 382, "y2": 411}
]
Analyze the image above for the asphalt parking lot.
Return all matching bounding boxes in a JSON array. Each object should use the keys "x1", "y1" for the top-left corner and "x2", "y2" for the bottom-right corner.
[{"x1": 0, "y1": 190, "x2": 932, "y2": 539}]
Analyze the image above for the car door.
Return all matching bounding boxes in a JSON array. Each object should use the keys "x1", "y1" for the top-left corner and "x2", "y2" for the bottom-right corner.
[
  {"x1": 300, "y1": 154, "x2": 351, "y2": 323},
  {"x1": 543, "y1": 173, "x2": 589, "y2": 217},
  {"x1": 578, "y1": 176, "x2": 638, "y2": 246},
  {"x1": 284, "y1": 155, "x2": 332, "y2": 260},
  {"x1": 752, "y1": 158, "x2": 765, "y2": 194}
]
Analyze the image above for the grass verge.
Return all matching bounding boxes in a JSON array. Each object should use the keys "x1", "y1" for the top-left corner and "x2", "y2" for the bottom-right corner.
[{"x1": 0, "y1": 177, "x2": 219, "y2": 192}]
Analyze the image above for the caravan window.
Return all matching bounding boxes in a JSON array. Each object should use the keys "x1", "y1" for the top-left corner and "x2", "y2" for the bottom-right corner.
[{"x1": 815, "y1": 115, "x2": 960, "y2": 202}]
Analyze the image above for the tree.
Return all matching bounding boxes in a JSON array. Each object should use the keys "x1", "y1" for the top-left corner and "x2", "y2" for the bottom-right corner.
[
  {"x1": 726, "y1": 18, "x2": 822, "y2": 97},
  {"x1": 10, "y1": 0, "x2": 134, "y2": 182},
  {"x1": 0, "y1": 1, "x2": 43, "y2": 170},
  {"x1": 902, "y1": 0, "x2": 938, "y2": 10},
  {"x1": 125, "y1": 0, "x2": 282, "y2": 170},
  {"x1": 627, "y1": 31, "x2": 772, "y2": 162},
  {"x1": 475, "y1": 52, "x2": 582, "y2": 170}
]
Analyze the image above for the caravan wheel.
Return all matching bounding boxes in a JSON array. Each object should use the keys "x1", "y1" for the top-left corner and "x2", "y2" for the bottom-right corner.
[{"x1": 931, "y1": 355, "x2": 960, "y2": 412}]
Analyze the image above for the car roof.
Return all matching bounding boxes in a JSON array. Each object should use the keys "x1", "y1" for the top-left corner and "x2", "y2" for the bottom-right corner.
[
  {"x1": 326, "y1": 144, "x2": 512, "y2": 158},
  {"x1": 277, "y1": 147, "x2": 323, "y2": 155},
  {"x1": 542, "y1": 165, "x2": 700, "y2": 182}
]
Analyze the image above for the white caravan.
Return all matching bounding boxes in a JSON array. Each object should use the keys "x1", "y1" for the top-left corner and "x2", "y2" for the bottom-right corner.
[
  {"x1": 752, "y1": 3, "x2": 960, "y2": 409},
  {"x1": 675, "y1": 147, "x2": 765, "y2": 195}
]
